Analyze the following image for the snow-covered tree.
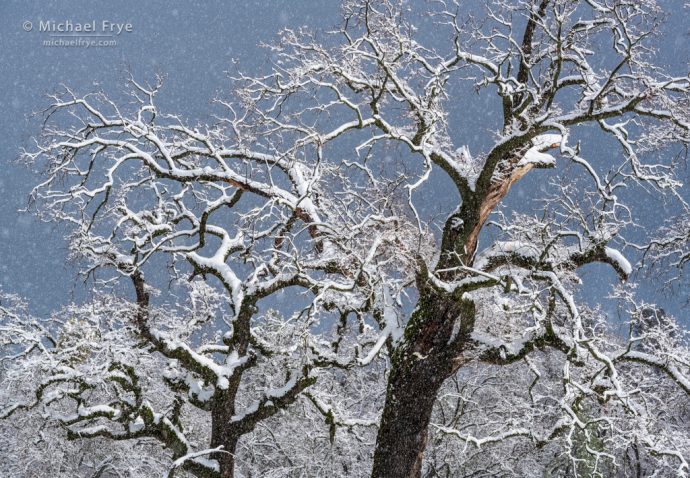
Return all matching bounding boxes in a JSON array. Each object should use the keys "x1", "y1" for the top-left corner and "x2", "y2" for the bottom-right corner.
[
  {"x1": 3, "y1": 0, "x2": 690, "y2": 477},
  {"x1": 0, "y1": 287, "x2": 386, "y2": 477},
  {"x1": 642, "y1": 211, "x2": 690, "y2": 294},
  {"x1": 425, "y1": 299, "x2": 690, "y2": 477}
]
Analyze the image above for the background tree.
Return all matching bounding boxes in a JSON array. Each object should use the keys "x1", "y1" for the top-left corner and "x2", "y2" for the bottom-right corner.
[
  {"x1": 6, "y1": 62, "x2": 413, "y2": 476},
  {"x1": 643, "y1": 210, "x2": 690, "y2": 294},
  {"x1": 0, "y1": 287, "x2": 387, "y2": 477},
  {"x1": 424, "y1": 299, "x2": 690, "y2": 477}
]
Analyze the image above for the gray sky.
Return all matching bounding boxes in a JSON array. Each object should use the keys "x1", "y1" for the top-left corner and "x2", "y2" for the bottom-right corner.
[{"x1": 0, "y1": 1, "x2": 687, "y2": 321}]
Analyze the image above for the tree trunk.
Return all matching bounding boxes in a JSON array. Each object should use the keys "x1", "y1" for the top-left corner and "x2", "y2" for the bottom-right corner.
[
  {"x1": 372, "y1": 289, "x2": 474, "y2": 478},
  {"x1": 211, "y1": 423, "x2": 239, "y2": 478},
  {"x1": 211, "y1": 390, "x2": 240, "y2": 478},
  {"x1": 216, "y1": 441, "x2": 238, "y2": 478},
  {"x1": 372, "y1": 353, "x2": 454, "y2": 477}
]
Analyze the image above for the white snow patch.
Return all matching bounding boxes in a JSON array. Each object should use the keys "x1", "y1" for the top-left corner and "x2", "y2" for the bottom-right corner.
[
  {"x1": 517, "y1": 134, "x2": 562, "y2": 167},
  {"x1": 128, "y1": 416, "x2": 145, "y2": 433},
  {"x1": 604, "y1": 246, "x2": 632, "y2": 276}
]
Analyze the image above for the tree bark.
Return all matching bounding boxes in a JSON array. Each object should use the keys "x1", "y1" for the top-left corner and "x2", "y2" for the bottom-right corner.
[
  {"x1": 215, "y1": 441, "x2": 238, "y2": 478},
  {"x1": 372, "y1": 289, "x2": 474, "y2": 478},
  {"x1": 212, "y1": 413, "x2": 237, "y2": 478},
  {"x1": 211, "y1": 372, "x2": 243, "y2": 478}
]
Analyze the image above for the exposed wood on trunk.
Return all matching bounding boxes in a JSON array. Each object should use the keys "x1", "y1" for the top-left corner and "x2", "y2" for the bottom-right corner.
[{"x1": 465, "y1": 160, "x2": 540, "y2": 261}]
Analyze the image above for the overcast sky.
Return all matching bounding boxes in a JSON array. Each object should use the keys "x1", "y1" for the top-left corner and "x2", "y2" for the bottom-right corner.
[{"x1": 0, "y1": 1, "x2": 687, "y2": 320}]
